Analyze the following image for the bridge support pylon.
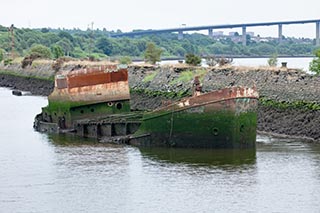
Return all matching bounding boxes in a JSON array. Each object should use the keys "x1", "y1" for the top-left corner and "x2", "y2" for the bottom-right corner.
[
  {"x1": 242, "y1": 26, "x2": 246, "y2": 46},
  {"x1": 278, "y1": 24, "x2": 283, "y2": 43},
  {"x1": 208, "y1": 28, "x2": 213, "y2": 37},
  {"x1": 178, "y1": 30, "x2": 183, "y2": 40},
  {"x1": 316, "y1": 22, "x2": 320, "y2": 46}
]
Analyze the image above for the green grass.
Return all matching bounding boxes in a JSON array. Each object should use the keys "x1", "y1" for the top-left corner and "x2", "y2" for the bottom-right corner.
[
  {"x1": 0, "y1": 69, "x2": 54, "y2": 81},
  {"x1": 260, "y1": 97, "x2": 320, "y2": 110},
  {"x1": 143, "y1": 71, "x2": 157, "y2": 83},
  {"x1": 170, "y1": 69, "x2": 207, "y2": 85}
]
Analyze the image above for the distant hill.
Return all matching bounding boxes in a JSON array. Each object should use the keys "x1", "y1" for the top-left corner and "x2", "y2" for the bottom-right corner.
[{"x1": 0, "y1": 25, "x2": 317, "y2": 61}]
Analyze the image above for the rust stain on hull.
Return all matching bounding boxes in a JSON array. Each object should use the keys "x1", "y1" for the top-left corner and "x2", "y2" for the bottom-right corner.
[
  {"x1": 154, "y1": 86, "x2": 259, "y2": 113},
  {"x1": 50, "y1": 65, "x2": 130, "y2": 104}
]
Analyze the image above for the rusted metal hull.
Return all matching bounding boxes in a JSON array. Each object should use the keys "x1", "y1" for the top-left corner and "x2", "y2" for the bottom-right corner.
[
  {"x1": 131, "y1": 87, "x2": 259, "y2": 148},
  {"x1": 34, "y1": 65, "x2": 259, "y2": 149},
  {"x1": 39, "y1": 65, "x2": 131, "y2": 129},
  {"x1": 50, "y1": 66, "x2": 130, "y2": 104}
]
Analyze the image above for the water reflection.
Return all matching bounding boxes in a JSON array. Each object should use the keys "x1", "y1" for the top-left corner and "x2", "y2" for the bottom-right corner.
[
  {"x1": 139, "y1": 147, "x2": 256, "y2": 167},
  {"x1": 48, "y1": 134, "x2": 101, "y2": 146},
  {"x1": 46, "y1": 134, "x2": 131, "y2": 176}
]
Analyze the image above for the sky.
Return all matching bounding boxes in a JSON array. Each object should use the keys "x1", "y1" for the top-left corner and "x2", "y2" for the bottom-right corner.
[{"x1": 1, "y1": 0, "x2": 319, "y2": 38}]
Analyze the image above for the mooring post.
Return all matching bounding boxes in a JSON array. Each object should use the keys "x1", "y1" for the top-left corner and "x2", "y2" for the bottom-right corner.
[{"x1": 242, "y1": 26, "x2": 246, "y2": 46}]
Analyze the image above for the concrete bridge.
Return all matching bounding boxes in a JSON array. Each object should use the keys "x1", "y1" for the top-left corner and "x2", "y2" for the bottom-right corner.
[{"x1": 111, "y1": 19, "x2": 320, "y2": 46}]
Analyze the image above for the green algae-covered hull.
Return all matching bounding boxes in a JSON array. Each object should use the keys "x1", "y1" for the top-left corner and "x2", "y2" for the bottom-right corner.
[{"x1": 131, "y1": 87, "x2": 259, "y2": 148}]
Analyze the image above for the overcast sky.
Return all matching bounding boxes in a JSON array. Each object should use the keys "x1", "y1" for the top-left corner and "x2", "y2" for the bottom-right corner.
[{"x1": 1, "y1": 0, "x2": 319, "y2": 38}]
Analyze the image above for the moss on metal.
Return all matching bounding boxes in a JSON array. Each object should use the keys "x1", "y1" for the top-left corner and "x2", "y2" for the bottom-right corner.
[
  {"x1": 42, "y1": 100, "x2": 131, "y2": 128},
  {"x1": 134, "y1": 108, "x2": 257, "y2": 148}
]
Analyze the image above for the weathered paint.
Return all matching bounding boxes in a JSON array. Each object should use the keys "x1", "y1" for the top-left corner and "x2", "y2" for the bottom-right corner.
[
  {"x1": 132, "y1": 87, "x2": 259, "y2": 148},
  {"x1": 34, "y1": 64, "x2": 259, "y2": 149},
  {"x1": 38, "y1": 65, "x2": 131, "y2": 129},
  {"x1": 49, "y1": 65, "x2": 130, "y2": 105}
]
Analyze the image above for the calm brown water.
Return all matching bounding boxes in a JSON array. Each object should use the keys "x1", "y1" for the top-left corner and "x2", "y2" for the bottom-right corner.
[{"x1": 0, "y1": 87, "x2": 320, "y2": 213}]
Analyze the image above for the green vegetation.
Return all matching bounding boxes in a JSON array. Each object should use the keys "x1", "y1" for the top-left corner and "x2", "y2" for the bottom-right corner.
[
  {"x1": 29, "y1": 44, "x2": 52, "y2": 58},
  {"x1": 0, "y1": 48, "x2": 4, "y2": 62},
  {"x1": 3, "y1": 58, "x2": 13, "y2": 66},
  {"x1": 144, "y1": 42, "x2": 163, "y2": 64},
  {"x1": 185, "y1": 53, "x2": 202, "y2": 66},
  {"x1": 119, "y1": 56, "x2": 132, "y2": 65},
  {"x1": 0, "y1": 69, "x2": 54, "y2": 81},
  {"x1": 51, "y1": 45, "x2": 64, "y2": 59},
  {"x1": 170, "y1": 69, "x2": 207, "y2": 85},
  {"x1": 143, "y1": 71, "x2": 158, "y2": 83},
  {"x1": 0, "y1": 25, "x2": 317, "y2": 62},
  {"x1": 267, "y1": 54, "x2": 278, "y2": 67},
  {"x1": 131, "y1": 88, "x2": 190, "y2": 99},
  {"x1": 260, "y1": 97, "x2": 320, "y2": 110},
  {"x1": 309, "y1": 48, "x2": 320, "y2": 75}
]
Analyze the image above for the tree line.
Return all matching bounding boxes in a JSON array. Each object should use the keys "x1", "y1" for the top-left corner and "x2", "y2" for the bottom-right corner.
[{"x1": 0, "y1": 24, "x2": 318, "y2": 62}]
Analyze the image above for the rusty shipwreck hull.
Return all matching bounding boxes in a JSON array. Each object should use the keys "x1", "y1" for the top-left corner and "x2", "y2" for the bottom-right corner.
[
  {"x1": 130, "y1": 87, "x2": 259, "y2": 148},
  {"x1": 34, "y1": 64, "x2": 259, "y2": 148},
  {"x1": 35, "y1": 65, "x2": 132, "y2": 131}
]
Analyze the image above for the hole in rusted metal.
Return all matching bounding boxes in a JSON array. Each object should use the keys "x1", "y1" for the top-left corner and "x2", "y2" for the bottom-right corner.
[
  {"x1": 116, "y1": 103, "x2": 123, "y2": 110},
  {"x1": 80, "y1": 110, "x2": 84, "y2": 114},
  {"x1": 212, "y1": 128, "x2": 219, "y2": 136},
  {"x1": 107, "y1": 102, "x2": 113, "y2": 107},
  {"x1": 240, "y1": 124, "x2": 245, "y2": 132},
  {"x1": 91, "y1": 108, "x2": 95, "y2": 112}
]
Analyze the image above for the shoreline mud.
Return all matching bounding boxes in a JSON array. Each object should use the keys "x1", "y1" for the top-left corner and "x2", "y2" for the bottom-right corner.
[{"x1": 1, "y1": 62, "x2": 319, "y2": 142}]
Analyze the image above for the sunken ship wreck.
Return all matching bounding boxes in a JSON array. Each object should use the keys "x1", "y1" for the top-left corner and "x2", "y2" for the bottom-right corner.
[{"x1": 34, "y1": 65, "x2": 259, "y2": 148}]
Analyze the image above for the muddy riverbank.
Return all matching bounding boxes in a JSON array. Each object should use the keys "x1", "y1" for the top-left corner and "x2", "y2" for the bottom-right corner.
[{"x1": 1, "y1": 62, "x2": 319, "y2": 141}]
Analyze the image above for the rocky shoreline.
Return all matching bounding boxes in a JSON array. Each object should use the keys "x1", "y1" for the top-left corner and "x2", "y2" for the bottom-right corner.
[{"x1": 1, "y1": 62, "x2": 319, "y2": 142}]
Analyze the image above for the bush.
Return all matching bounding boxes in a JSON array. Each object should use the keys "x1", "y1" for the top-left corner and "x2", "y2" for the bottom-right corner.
[
  {"x1": 185, "y1": 53, "x2": 201, "y2": 66},
  {"x1": 309, "y1": 49, "x2": 320, "y2": 75},
  {"x1": 21, "y1": 54, "x2": 40, "y2": 68},
  {"x1": 267, "y1": 54, "x2": 278, "y2": 67},
  {"x1": 28, "y1": 44, "x2": 52, "y2": 59},
  {"x1": 119, "y1": 56, "x2": 132, "y2": 65},
  {"x1": 4, "y1": 58, "x2": 13, "y2": 66}
]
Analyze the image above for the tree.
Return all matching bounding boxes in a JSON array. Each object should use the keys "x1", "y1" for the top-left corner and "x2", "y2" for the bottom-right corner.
[
  {"x1": 51, "y1": 45, "x2": 64, "y2": 59},
  {"x1": 144, "y1": 42, "x2": 162, "y2": 64},
  {"x1": 185, "y1": 53, "x2": 202, "y2": 66},
  {"x1": 28, "y1": 44, "x2": 52, "y2": 58},
  {"x1": 95, "y1": 37, "x2": 113, "y2": 55},
  {"x1": 41, "y1": 28, "x2": 49, "y2": 33},
  {"x1": 56, "y1": 38, "x2": 73, "y2": 56},
  {"x1": 58, "y1": 31, "x2": 74, "y2": 43},
  {"x1": 309, "y1": 48, "x2": 320, "y2": 75}
]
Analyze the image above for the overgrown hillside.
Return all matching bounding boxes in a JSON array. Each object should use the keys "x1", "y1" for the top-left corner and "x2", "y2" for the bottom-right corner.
[{"x1": 0, "y1": 24, "x2": 317, "y2": 61}]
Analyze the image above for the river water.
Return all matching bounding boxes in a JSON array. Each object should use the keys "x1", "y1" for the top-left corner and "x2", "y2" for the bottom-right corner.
[
  {"x1": 1, "y1": 87, "x2": 320, "y2": 213},
  {"x1": 159, "y1": 57, "x2": 314, "y2": 73}
]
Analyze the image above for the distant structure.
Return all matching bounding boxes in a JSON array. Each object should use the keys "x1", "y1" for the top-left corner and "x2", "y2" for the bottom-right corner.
[
  {"x1": 212, "y1": 31, "x2": 224, "y2": 37},
  {"x1": 112, "y1": 19, "x2": 320, "y2": 46}
]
